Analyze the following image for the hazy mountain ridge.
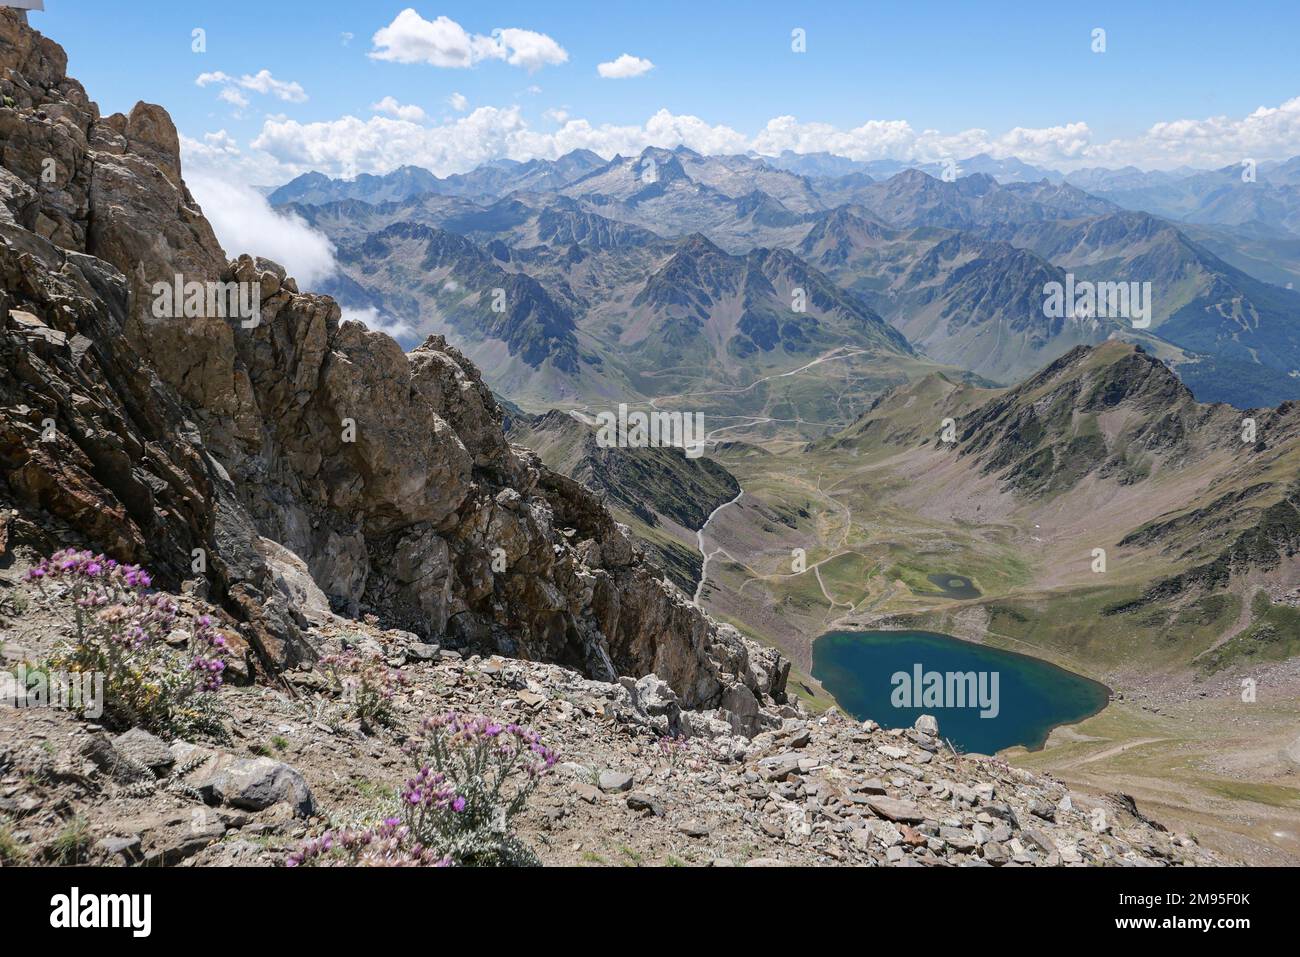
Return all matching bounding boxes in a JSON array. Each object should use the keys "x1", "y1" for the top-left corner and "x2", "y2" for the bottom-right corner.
[
  {"x1": 1077, "y1": 158, "x2": 1300, "y2": 239},
  {"x1": 279, "y1": 147, "x2": 1300, "y2": 408}
]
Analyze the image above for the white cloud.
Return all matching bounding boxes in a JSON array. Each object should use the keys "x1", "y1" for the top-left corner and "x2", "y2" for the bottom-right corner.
[
  {"x1": 186, "y1": 169, "x2": 337, "y2": 288},
  {"x1": 187, "y1": 94, "x2": 1300, "y2": 187},
  {"x1": 238, "y1": 69, "x2": 309, "y2": 103},
  {"x1": 751, "y1": 115, "x2": 981, "y2": 165},
  {"x1": 197, "y1": 129, "x2": 240, "y2": 154},
  {"x1": 247, "y1": 106, "x2": 752, "y2": 179},
  {"x1": 252, "y1": 107, "x2": 530, "y2": 179},
  {"x1": 341, "y1": 306, "x2": 415, "y2": 341},
  {"x1": 369, "y1": 10, "x2": 567, "y2": 72},
  {"x1": 371, "y1": 96, "x2": 426, "y2": 122},
  {"x1": 494, "y1": 28, "x2": 567, "y2": 72},
  {"x1": 746, "y1": 106, "x2": 1300, "y2": 172},
  {"x1": 1083, "y1": 96, "x2": 1300, "y2": 170},
  {"x1": 218, "y1": 87, "x2": 249, "y2": 109},
  {"x1": 370, "y1": 11, "x2": 493, "y2": 67},
  {"x1": 448, "y1": 92, "x2": 468, "y2": 112},
  {"x1": 597, "y1": 54, "x2": 654, "y2": 79},
  {"x1": 197, "y1": 69, "x2": 308, "y2": 105}
]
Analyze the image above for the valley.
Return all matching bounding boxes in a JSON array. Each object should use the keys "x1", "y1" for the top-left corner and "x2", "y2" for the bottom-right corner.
[{"x1": 515, "y1": 325, "x2": 1300, "y2": 863}]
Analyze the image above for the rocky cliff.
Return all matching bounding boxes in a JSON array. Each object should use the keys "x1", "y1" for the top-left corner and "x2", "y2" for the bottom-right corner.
[{"x1": 0, "y1": 10, "x2": 785, "y2": 729}]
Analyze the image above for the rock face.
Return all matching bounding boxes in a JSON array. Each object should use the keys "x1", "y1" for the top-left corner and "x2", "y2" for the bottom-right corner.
[{"x1": 0, "y1": 11, "x2": 786, "y2": 727}]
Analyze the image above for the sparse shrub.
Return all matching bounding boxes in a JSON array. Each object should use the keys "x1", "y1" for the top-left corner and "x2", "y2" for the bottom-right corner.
[
  {"x1": 48, "y1": 816, "x2": 92, "y2": 865},
  {"x1": 288, "y1": 712, "x2": 557, "y2": 868},
  {"x1": 657, "y1": 733, "x2": 689, "y2": 770},
  {"x1": 321, "y1": 649, "x2": 407, "y2": 730},
  {"x1": 27, "y1": 549, "x2": 228, "y2": 736},
  {"x1": 657, "y1": 733, "x2": 713, "y2": 772},
  {"x1": 0, "y1": 588, "x2": 28, "y2": 617},
  {"x1": 401, "y1": 712, "x2": 557, "y2": 865},
  {"x1": 0, "y1": 815, "x2": 25, "y2": 865}
]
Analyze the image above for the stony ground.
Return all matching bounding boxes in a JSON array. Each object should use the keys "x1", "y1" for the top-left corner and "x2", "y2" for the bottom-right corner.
[{"x1": 0, "y1": 570, "x2": 1220, "y2": 868}]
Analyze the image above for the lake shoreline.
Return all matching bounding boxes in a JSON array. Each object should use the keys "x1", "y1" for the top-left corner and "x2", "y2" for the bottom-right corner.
[{"x1": 811, "y1": 628, "x2": 1113, "y2": 755}]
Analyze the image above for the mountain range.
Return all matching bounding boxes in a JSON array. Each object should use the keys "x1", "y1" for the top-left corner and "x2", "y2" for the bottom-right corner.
[{"x1": 277, "y1": 145, "x2": 1300, "y2": 410}]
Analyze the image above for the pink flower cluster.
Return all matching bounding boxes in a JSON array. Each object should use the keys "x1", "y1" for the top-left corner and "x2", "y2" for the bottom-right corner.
[
  {"x1": 27, "y1": 548, "x2": 153, "y2": 590},
  {"x1": 291, "y1": 711, "x2": 557, "y2": 867},
  {"x1": 26, "y1": 548, "x2": 229, "y2": 693},
  {"x1": 403, "y1": 766, "x2": 466, "y2": 813},
  {"x1": 189, "y1": 615, "x2": 228, "y2": 692},
  {"x1": 285, "y1": 818, "x2": 452, "y2": 868},
  {"x1": 27, "y1": 549, "x2": 177, "y2": 650},
  {"x1": 416, "y1": 711, "x2": 558, "y2": 780}
]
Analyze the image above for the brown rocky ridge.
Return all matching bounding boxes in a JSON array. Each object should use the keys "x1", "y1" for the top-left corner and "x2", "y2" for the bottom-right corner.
[{"x1": 0, "y1": 9, "x2": 783, "y2": 728}]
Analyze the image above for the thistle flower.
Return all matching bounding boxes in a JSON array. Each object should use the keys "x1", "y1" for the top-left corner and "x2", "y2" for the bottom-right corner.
[{"x1": 25, "y1": 548, "x2": 228, "y2": 732}]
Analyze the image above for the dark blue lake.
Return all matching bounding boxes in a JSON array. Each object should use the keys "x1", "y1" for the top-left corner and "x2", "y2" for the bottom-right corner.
[{"x1": 811, "y1": 630, "x2": 1110, "y2": 754}]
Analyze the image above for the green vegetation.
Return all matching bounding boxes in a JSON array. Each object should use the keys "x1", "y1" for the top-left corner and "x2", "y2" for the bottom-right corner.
[
  {"x1": 987, "y1": 586, "x2": 1239, "y2": 672},
  {"x1": 617, "y1": 843, "x2": 645, "y2": 866},
  {"x1": 0, "y1": 816, "x2": 25, "y2": 865},
  {"x1": 1199, "y1": 592, "x2": 1300, "y2": 673},
  {"x1": 1203, "y1": 779, "x2": 1300, "y2": 809},
  {"x1": 49, "y1": 816, "x2": 92, "y2": 865}
]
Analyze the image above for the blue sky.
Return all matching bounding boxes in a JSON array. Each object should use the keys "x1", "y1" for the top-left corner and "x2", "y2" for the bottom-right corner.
[{"x1": 27, "y1": 0, "x2": 1300, "y2": 184}]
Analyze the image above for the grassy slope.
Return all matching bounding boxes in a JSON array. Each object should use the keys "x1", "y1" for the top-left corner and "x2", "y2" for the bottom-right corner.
[{"x1": 690, "y1": 342, "x2": 1300, "y2": 862}]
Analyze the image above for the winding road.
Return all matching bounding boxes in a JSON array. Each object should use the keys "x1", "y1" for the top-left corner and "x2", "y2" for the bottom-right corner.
[
  {"x1": 680, "y1": 348, "x2": 877, "y2": 609},
  {"x1": 693, "y1": 490, "x2": 744, "y2": 606}
]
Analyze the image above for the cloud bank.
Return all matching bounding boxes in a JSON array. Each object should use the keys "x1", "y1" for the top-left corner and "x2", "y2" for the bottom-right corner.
[
  {"x1": 183, "y1": 95, "x2": 1300, "y2": 187},
  {"x1": 186, "y1": 168, "x2": 337, "y2": 288}
]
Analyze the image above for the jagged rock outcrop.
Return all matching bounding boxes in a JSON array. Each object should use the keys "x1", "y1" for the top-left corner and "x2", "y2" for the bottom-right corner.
[{"x1": 0, "y1": 10, "x2": 786, "y2": 728}]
